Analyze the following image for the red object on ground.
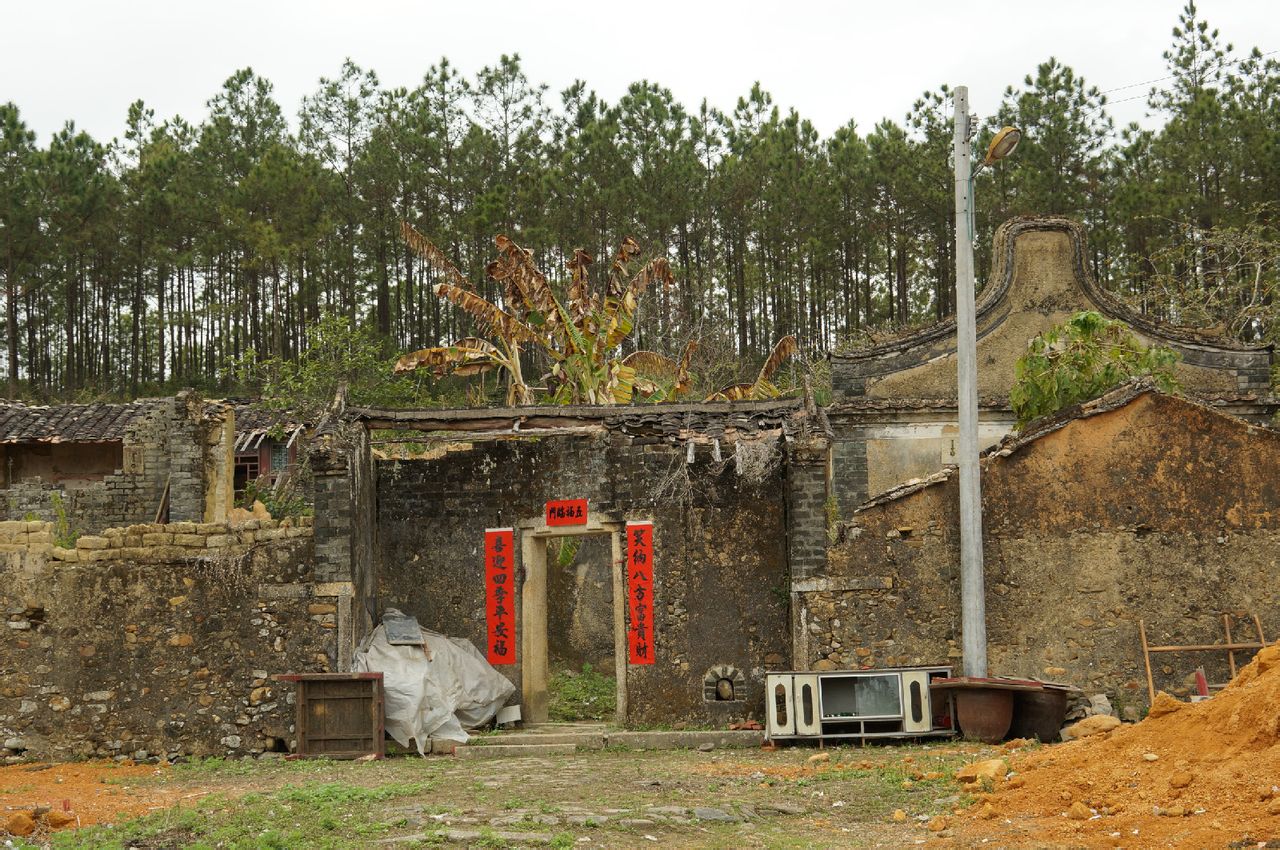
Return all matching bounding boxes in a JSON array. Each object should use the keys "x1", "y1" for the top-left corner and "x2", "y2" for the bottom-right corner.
[
  {"x1": 1195, "y1": 666, "x2": 1210, "y2": 696},
  {"x1": 626, "y1": 521, "x2": 655, "y2": 665},
  {"x1": 484, "y1": 528, "x2": 516, "y2": 665}
]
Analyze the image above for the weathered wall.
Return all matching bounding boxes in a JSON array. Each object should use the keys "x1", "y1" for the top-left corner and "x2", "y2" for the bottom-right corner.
[
  {"x1": 0, "y1": 527, "x2": 333, "y2": 763},
  {"x1": 375, "y1": 432, "x2": 792, "y2": 726},
  {"x1": 1, "y1": 392, "x2": 232, "y2": 533},
  {"x1": 807, "y1": 392, "x2": 1280, "y2": 710}
]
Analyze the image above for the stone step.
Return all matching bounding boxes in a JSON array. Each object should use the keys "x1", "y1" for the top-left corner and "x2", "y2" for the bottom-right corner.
[
  {"x1": 468, "y1": 732, "x2": 605, "y2": 748},
  {"x1": 454, "y1": 742, "x2": 578, "y2": 759}
]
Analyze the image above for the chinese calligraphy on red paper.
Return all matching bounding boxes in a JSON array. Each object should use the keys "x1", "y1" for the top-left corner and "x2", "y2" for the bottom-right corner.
[
  {"x1": 485, "y1": 527, "x2": 516, "y2": 665},
  {"x1": 626, "y1": 521, "x2": 654, "y2": 665}
]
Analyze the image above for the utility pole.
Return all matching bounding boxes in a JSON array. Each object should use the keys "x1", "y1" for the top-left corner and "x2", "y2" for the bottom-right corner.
[{"x1": 952, "y1": 86, "x2": 987, "y2": 678}]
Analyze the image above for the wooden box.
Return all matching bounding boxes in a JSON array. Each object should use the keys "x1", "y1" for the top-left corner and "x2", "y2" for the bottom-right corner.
[{"x1": 275, "y1": 672, "x2": 385, "y2": 759}]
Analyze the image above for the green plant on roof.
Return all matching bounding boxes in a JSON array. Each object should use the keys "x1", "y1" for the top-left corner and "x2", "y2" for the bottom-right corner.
[{"x1": 1010, "y1": 311, "x2": 1180, "y2": 427}]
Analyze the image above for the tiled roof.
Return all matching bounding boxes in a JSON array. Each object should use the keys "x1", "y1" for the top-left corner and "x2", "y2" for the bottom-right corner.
[{"x1": 0, "y1": 399, "x2": 169, "y2": 443}]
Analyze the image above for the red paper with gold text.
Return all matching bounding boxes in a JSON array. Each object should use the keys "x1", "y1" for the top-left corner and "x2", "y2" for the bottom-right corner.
[
  {"x1": 485, "y1": 528, "x2": 516, "y2": 665},
  {"x1": 626, "y1": 522, "x2": 655, "y2": 665}
]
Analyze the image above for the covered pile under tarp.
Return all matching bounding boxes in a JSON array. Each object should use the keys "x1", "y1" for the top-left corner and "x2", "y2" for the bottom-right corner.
[{"x1": 353, "y1": 609, "x2": 515, "y2": 752}]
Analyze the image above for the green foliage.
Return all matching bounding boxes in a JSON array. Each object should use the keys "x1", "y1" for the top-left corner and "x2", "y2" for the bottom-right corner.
[
  {"x1": 3, "y1": 6, "x2": 1279, "y2": 401},
  {"x1": 548, "y1": 663, "x2": 616, "y2": 722},
  {"x1": 1010, "y1": 311, "x2": 1181, "y2": 426},
  {"x1": 239, "y1": 479, "x2": 312, "y2": 519},
  {"x1": 49, "y1": 492, "x2": 78, "y2": 548},
  {"x1": 231, "y1": 313, "x2": 446, "y2": 419}
]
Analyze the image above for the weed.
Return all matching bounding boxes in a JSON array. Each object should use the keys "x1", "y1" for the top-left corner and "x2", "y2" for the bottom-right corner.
[
  {"x1": 548, "y1": 663, "x2": 615, "y2": 722},
  {"x1": 49, "y1": 492, "x2": 77, "y2": 548}
]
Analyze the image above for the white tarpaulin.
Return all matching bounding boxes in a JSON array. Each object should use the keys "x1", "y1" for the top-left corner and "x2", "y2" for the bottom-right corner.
[{"x1": 353, "y1": 610, "x2": 516, "y2": 752}]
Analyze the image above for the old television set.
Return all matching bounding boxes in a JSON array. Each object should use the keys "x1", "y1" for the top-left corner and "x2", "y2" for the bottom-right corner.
[{"x1": 766, "y1": 666, "x2": 954, "y2": 741}]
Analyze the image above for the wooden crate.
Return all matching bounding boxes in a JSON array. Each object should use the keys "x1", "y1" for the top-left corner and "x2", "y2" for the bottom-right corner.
[{"x1": 275, "y1": 672, "x2": 385, "y2": 759}]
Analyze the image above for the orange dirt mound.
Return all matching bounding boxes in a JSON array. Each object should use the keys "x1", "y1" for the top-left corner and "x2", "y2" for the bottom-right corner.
[{"x1": 952, "y1": 643, "x2": 1280, "y2": 847}]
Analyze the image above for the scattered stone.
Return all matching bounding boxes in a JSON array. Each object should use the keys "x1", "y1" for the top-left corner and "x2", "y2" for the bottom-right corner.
[
  {"x1": 1088, "y1": 694, "x2": 1113, "y2": 716},
  {"x1": 5, "y1": 811, "x2": 36, "y2": 837},
  {"x1": 1268, "y1": 799, "x2": 1280, "y2": 816},
  {"x1": 1170, "y1": 770, "x2": 1194, "y2": 789},
  {"x1": 1006, "y1": 775, "x2": 1026, "y2": 789},
  {"x1": 1147, "y1": 692, "x2": 1185, "y2": 719},
  {"x1": 977, "y1": 803, "x2": 998, "y2": 820},
  {"x1": 892, "y1": 809, "x2": 907, "y2": 822},
  {"x1": 926, "y1": 816, "x2": 948, "y2": 832},
  {"x1": 44, "y1": 810, "x2": 76, "y2": 829},
  {"x1": 692, "y1": 807, "x2": 739, "y2": 823},
  {"x1": 1065, "y1": 714, "x2": 1122, "y2": 739},
  {"x1": 758, "y1": 802, "x2": 805, "y2": 815},
  {"x1": 1067, "y1": 802, "x2": 1091, "y2": 820},
  {"x1": 807, "y1": 752, "x2": 830, "y2": 765},
  {"x1": 955, "y1": 759, "x2": 1009, "y2": 784},
  {"x1": 697, "y1": 742, "x2": 714, "y2": 752}
]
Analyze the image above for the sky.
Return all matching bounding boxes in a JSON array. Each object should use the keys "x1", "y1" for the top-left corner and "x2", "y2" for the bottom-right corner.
[{"x1": 4, "y1": 0, "x2": 1278, "y2": 146}]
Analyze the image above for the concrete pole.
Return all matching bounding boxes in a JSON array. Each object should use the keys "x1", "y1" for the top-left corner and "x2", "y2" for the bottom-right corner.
[{"x1": 952, "y1": 86, "x2": 988, "y2": 678}]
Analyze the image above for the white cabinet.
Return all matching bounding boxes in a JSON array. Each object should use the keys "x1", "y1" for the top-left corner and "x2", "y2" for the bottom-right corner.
[{"x1": 766, "y1": 666, "x2": 954, "y2": 741}]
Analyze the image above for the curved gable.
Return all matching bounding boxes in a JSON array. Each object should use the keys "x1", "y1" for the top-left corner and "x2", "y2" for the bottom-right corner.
[{"x1": 832, "y1": 217, "x2": 1272, "y2": 400}]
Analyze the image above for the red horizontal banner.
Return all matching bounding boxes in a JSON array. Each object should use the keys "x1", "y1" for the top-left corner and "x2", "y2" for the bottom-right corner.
[
  {"x1": 545, "y1": 499, "x2": 588, "y2": 526},
  {"x1": 485, "y1": 528, "x2": 516, "y2": 665},
  {"x1": 626, "y1": 521, "x2": 654, "y2": 665}
]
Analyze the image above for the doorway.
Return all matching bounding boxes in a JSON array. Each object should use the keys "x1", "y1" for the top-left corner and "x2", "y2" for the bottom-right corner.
[{"x1": 519, "y1": 516, "x2": 627, "y2": 725}]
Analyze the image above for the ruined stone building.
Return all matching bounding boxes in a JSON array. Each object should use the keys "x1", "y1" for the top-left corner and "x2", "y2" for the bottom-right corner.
[{"x1": 1, "y1": 216, "x2": 1277, "y2": 762}]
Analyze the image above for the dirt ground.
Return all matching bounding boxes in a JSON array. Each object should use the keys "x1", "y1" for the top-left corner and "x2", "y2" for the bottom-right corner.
[{"x1": 1, "y1": 742, "x2": 991, "y2": 848}]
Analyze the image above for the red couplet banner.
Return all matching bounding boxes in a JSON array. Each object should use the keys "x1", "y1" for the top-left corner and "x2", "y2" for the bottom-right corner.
[
  {"x1": 545, "y1": 499, "x2": 588, "y2": 526},
  {"x1": 626, "y1": 521, "x2": 655, "y2": 665},
  {"x1": 484, "y1": 528, "x2": 516, "y2": 665}
]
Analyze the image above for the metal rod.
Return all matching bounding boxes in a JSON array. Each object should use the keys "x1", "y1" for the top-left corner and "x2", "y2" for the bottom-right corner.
[
  {"x1": 1224, "y1": 614, "x2": 1237, "y2": 679},
  {"x1": 953, "y1": 85, "x2": 987, "y2": 678},
  {"x1": 1146, "y1": 642, "x2": 1264, "y2": 653}
]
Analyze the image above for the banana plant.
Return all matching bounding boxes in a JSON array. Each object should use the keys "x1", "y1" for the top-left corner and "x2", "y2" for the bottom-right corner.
[
  {"x1": 396, "y1": 223, "x2": 680, "y2": 406},
  {"x1": 704, "y1": 335, "x2": 798, "y2": 401}
]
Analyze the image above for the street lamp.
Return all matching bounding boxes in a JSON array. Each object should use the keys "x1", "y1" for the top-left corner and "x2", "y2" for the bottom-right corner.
[{"x1": 951, "y1": 88, "x2": 1020, "y2": 678}]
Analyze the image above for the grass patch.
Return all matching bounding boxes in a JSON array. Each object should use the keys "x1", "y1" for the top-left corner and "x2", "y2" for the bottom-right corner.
[
  {"x1": 54, "y1": 780, "x2": 434, "y2": 849},
  {"x1": 548, "y1": 663, "x2": 615, "y2": 722}
]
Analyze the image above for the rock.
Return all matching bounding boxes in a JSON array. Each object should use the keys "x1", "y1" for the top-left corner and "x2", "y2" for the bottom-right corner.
[
  {"x1": 977, "y1": 803, "x2": 997, "y2": 820},
  {"x1": 48, "y1": 696, "x2": 71, "y2": 712},
  {"x1": 1143, "y1": 752, "x2": 1160, "y2": 762},
  {"x1": 44, "y1": 810, "x2": 76, "y2": 829},
  {"x1": 692, "y1": 807, "x2": 738, "y2": 823},
  {"x1": 1006, "y1": 775, "x2": 1026, "y2": 789},
  {"x1": 807, "y1": 752, "x2": 830, "y2": 765},
  {"x1": 955, "y1": 759, "x2": 1009, "y2": 784},
  {"x1": 1147, "y1": 692, "x2": 1185, "y2": 719},
  {"x1": 1065, "y1": 714, "x2": 1121, "y2": 739},
  {"x1": 5, "y1": 811, "x2": 36, "y2": 836},
  {"x1": 1088, "y1": 694, "x2": 1113, "y2": 716},
  {"x1": 812, "y1": 659, "x2": 837, "y2": 671},
  {"x1": 1067, "y1": 801, "x2": 1091, "y2": 820},
  {"x1": 4, "y1": 736, "x2": 24, "y2": 750},
  {"x1": 1170, "y1": 771, "x2": 1194, "y2": 789},
  {"x1": 1267, "y1": 798, "x2": 1280, "y2": 816},
  {"x1": 249, "y1": 687, "x2": 270, "y2": 706},
  {"x1": 697, "y1": 742, "x2": 714, "y2": 752},
  {"x1": 1165, "y1": 805, "x2": 1186, "y2": 817},
  {"x1": 926, "y1": 816, "x2": 948, "y2": 832},
  {"x1": 220, "y1": 735, "x2": 242, "y2": 748},
  {"x1": 759, "y1": 802, "x2": 805, "y2": 815},
  {"x1": 892, "y1": 809, "x2": 907, "y2": 822}
]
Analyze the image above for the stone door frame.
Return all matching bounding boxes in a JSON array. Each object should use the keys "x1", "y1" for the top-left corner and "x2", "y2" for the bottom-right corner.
[{"x1": 517, "y1": 514, "x2": 627, "y2": 725}]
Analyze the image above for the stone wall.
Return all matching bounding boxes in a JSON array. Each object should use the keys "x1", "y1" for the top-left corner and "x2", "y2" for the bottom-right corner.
[
  {"x1": 374, "y1": 431, "x2": 792, "y2": 726},
  {"x1": 0, "y1": 527, "x2": 334, "y2": 763},
  {"x1": 1, "y1": 391, "x2": 233, "y2": 534},
  {"x1": 805, "y1": 390, "x2": 1280, "y2": 712}
]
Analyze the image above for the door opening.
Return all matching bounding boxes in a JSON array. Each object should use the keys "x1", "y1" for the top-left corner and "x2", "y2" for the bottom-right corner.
[{"x1": 519, "y1": 517, "x2": 627, "y2": 725}]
